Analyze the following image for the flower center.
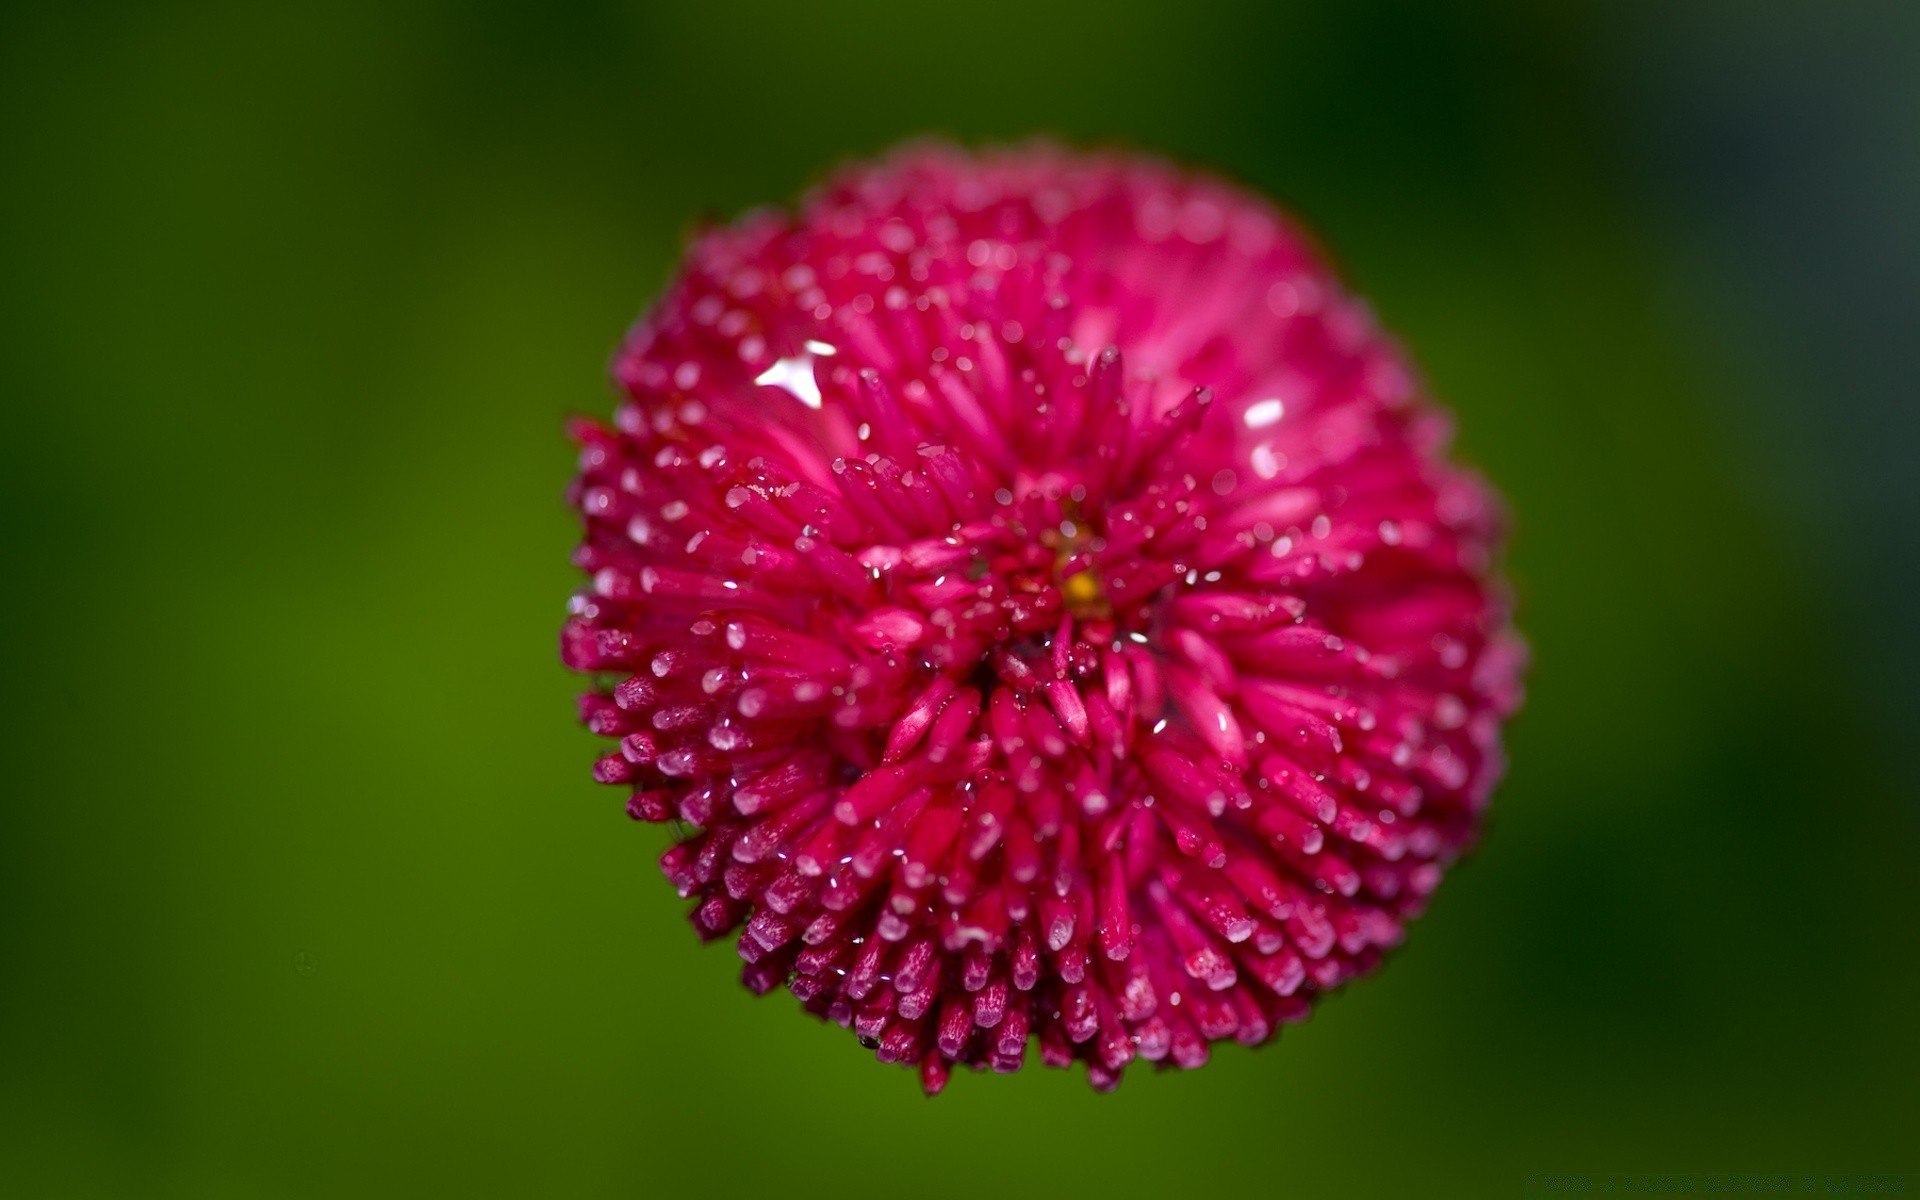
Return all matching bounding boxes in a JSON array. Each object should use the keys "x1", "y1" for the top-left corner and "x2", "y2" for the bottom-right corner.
[
  {"x1": 1045, "y1": 509, "x2": 1112, "y2": 622},
  {"x1": 1058, "y1": 566, "x2": 1109, "y2": 621}
]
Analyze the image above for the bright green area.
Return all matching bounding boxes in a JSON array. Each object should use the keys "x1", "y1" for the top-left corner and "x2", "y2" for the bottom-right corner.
[{"x1": 3, "y1": 1, "x2": 1913, "y2": 1196}]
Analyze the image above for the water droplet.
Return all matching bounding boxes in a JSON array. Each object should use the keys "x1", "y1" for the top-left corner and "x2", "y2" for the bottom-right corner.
[
  {"x1": 1250, "y1": 441, "x2": 1285, "y2": 479},
  {"x1": 1244, "y1": 398, "x2": 1285, "y2": 429},
  {"x1": 754, "y1": 354, "x2": 824, "y2": 409}
]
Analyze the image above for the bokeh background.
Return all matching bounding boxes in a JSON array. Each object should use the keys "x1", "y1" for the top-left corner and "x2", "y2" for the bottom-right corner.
[{"x1": 4, "y1": 1, "x2": 1916, "y2": 1195}]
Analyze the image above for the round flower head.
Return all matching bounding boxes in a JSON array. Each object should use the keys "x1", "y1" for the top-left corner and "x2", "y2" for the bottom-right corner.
[{"x1": 563, "y1": 143, "x2": 1524, "y2": 1093}]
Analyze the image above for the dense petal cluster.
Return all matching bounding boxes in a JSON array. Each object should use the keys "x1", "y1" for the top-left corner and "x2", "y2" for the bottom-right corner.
[{"x1": 563, "y1": 144, "x2": 1523, "y2": 1092}]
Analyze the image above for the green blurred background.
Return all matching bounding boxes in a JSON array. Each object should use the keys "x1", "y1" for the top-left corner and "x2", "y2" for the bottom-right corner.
[{"x1": 4, "y1": 1, "x2": 1916, "y2": 1195}]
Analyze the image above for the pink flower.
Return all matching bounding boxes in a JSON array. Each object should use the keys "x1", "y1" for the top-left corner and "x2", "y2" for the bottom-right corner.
[{"x1": 563, "y1": 143, "x2": 1524, "y2": 1093}]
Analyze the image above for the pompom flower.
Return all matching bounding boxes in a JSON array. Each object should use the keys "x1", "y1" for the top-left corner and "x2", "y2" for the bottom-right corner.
[{"x1": 562, "y1": 143, "x2": 1523, "y2": 1093}]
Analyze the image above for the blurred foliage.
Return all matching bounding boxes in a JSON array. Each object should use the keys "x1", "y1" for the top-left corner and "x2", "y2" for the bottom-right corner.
[{"x1": 2, "y1": 0, "x2": 1914, "y2": 1196}]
